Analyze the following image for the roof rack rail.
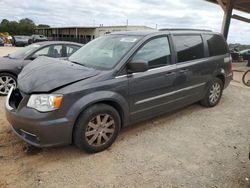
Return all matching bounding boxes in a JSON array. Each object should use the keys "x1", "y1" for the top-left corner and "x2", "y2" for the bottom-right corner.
[{"x1": 158, "y1": 28, "x2": 212, "y2": 32}]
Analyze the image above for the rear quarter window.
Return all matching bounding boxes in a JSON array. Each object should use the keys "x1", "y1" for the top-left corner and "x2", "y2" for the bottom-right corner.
[
  {"x1": 173, "y1": 35, "x2": 204, "y2": 63},
  {"x1": 203, "y1": 34, "x2": 228, "y2": 56}
]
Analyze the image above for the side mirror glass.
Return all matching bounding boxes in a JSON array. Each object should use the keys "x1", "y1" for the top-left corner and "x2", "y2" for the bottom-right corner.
[{"x1": 127, "y1": 60, "x2": 148, "y2": 73}]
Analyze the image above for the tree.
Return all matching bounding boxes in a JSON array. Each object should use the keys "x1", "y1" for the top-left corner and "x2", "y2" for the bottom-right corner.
[
  {"x1": 0, "y1": 19, "x2": 10, "y2": 32},
  {"x1": 18, "y1": 18, "x2": 35, "y2": 35},
  {"x1": 8, "y1": 21, "x2": 19, "y2": 35},
  {"x1": 0, "y1": 18, "x2": 50, "y2": 35}
]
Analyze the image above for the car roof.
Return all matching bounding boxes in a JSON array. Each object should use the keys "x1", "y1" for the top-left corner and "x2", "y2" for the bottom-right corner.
[
  {"x1": 35, "y1": 41, "x2": 84, "y2": 46},
  {"x1": 111, "y1": 29, "x2": 220, "y2": 37},
  {"x1": 111, "y1": 30, "x2": 158, "y2": 36}
]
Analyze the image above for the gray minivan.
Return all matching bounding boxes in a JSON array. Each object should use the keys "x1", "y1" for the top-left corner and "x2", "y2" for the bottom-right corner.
[{"x1": 5, "y1": 29, "x2": 233, "y2": 153}]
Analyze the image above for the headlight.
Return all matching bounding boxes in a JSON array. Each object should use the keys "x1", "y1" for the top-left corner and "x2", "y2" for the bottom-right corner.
[{"x1": 27, "y1": 94, "x2": 63, "y2": 112}]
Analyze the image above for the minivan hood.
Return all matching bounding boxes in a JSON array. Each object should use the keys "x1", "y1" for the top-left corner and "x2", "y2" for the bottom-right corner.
[{"x1": 18, "y1": 56, "x2": 100, "y2": 94}]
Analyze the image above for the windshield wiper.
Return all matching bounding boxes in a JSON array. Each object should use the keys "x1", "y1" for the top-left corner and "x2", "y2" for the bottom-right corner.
[{"x1": 70, "y1": 60, "x2": 87, "y2": 67}]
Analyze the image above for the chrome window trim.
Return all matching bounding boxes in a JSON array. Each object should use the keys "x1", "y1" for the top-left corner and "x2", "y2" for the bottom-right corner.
[
  {"x1": 115, "y1": 64, "x2": 176, "y2": 79},
  {"x1": 115, "y1": 75, "x2": 128, "y2": 79}
]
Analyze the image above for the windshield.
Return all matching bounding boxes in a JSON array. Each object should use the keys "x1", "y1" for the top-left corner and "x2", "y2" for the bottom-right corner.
[
  {"x1": 9, "y1": 44, "x2": 41, "y2": 59},
  {"x1": 69, "y1": 35, "x2": 141, "y2": 70}
]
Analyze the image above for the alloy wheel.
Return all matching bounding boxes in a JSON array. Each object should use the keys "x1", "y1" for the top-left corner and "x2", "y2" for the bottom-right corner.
[
  {"x1": 0, "y1": 75, "x2": 16, "y2": 95},
  {"x1": 209, "y1": 82, "x2": 221, "y2": 104},
  {"x1": 85, "y1": 114, "x2": 115, "y2": 147}
]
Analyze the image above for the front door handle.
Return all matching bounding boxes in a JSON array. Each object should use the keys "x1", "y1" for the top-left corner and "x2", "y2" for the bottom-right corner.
[{"x1": 165, "y1": 72, "x2": 176, "y2": 77}]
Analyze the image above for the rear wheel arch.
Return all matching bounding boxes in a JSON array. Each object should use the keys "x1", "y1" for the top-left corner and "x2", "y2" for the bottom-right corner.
[
  {"x1": 201, "y1": 77, "x2": 223, "y2": 107},
  {"x1": 215, "y1": 74, "x2": 225, "y2": 88}
]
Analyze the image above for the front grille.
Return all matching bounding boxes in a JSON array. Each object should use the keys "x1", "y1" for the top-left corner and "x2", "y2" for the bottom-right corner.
[{"x1": 9, "y1": 88, "x2": 23, "y2": 109}]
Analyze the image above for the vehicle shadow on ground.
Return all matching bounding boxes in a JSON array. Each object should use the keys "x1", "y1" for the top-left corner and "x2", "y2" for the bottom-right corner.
[
  {"x1": 1, "y1": 91, "x2": 232, "y2": 163},
  {"x1": 20, "y1": 102, "x2": 206, "y2": 160}
]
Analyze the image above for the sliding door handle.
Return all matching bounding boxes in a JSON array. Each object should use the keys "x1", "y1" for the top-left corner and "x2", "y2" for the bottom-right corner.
[{"x1": 179, "y1": 69, "x2": 189, "y2": 73}]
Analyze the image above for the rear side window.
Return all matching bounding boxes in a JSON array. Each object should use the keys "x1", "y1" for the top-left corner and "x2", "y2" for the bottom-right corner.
[
  {"x1": 203, "y1": 34, "x2": 228, "y2": 56},
  {"x1": 173, "y1": 35, "x2": 204, "y2": 63}
]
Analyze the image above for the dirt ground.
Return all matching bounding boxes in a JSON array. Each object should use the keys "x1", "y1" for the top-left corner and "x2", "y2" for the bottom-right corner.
[
  {"x1": 0, "y1": 47, "x2": 21, "y2": 56},
  {"x1": 0, "y1": 47, "x2": 250, "y2": 188}
]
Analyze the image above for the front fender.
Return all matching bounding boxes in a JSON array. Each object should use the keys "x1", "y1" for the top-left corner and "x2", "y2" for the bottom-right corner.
[{"x1": 66, "y1": 91, "x2": 130, "y2": 127}]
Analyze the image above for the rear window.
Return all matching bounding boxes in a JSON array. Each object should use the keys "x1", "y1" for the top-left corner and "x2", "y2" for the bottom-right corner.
[
  {"x1": 173, "y1": 35, "x2": 204, "y2": 63},
  {"x1": 203, "y1": 34, "x2": 228, "y2": 56}
]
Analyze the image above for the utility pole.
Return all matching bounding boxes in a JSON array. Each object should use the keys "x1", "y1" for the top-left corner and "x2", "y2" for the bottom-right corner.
[{"x1": 220, "y1": 0, "x2": 234, "y2": 40}]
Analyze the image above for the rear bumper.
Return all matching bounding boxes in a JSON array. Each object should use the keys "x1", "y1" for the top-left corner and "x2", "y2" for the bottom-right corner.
[{"x1": 224, "y1": 72, "x2": 233, "y2": 89}]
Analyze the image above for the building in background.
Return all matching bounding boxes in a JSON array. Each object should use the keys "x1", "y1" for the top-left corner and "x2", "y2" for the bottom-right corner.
[{"x1": 34, "y1": 25, "x2": 154, "y2": 44}]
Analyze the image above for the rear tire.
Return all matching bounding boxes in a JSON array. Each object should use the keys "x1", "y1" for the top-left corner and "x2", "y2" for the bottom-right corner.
[
  {"x1": 200, "y1": 78, "x2": 223, "y2": 107},
  {"x1": 73, "y1": 104, "x2": 121, "y2": 153}
]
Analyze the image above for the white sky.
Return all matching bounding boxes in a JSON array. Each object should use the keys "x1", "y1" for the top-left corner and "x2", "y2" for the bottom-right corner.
[{"x1": 0, "y1": 0, "x2": 249, "y2": 44}]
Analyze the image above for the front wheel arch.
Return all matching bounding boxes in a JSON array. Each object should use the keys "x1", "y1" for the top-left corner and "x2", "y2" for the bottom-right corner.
[
  {"x1": 73, "y1": 103, "x2": 121, "y2": 153},
  {"x1": 71, "y1": 100, "x2": 125, "y2": 143},
  {"x1": 0, "y1": 71, "x2": 17, "y2": 79}
]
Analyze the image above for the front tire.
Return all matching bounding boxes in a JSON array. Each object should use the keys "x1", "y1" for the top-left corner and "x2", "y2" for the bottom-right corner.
[
  {"x1": 200, "y1": 78, "x2": 223, "y2": 107},
  {"x1": 73, "y1": 104, "x2": 121, "y2": 153}
]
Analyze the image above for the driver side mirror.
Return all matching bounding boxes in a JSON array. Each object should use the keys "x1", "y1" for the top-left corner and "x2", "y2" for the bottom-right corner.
[
  {"x1": 127, "y1": 60, "x2": 149, "y2": 73},
  {"x1": 29, "y1": 54, "x2": 40, "y2": 60}
]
